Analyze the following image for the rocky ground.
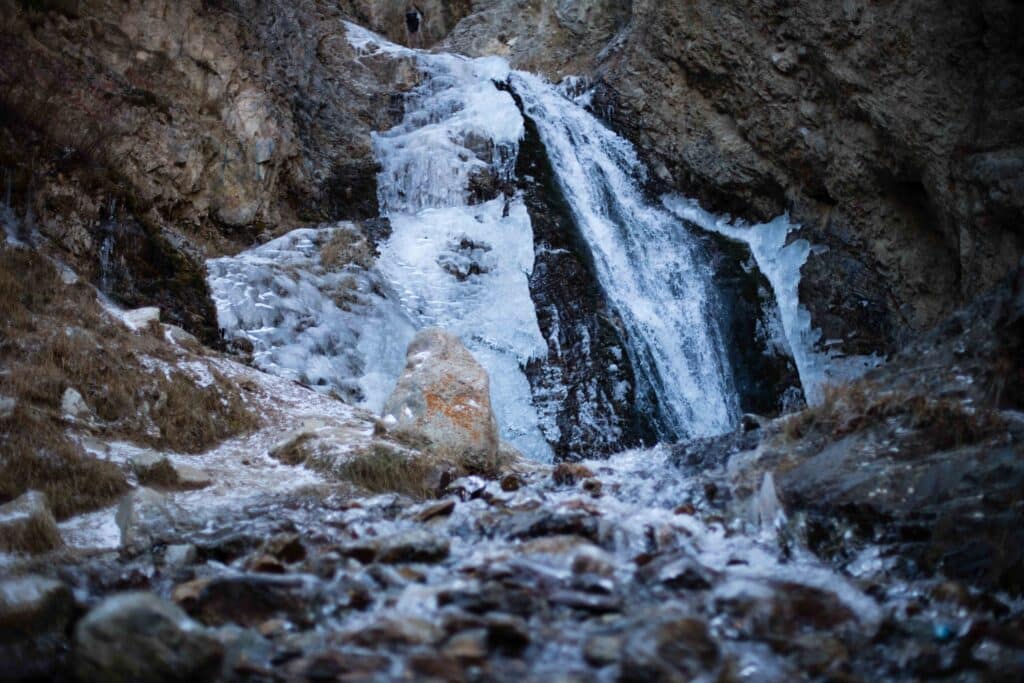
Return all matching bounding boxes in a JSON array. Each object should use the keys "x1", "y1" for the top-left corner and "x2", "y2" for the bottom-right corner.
[
  {"x1": 2, "y1": 250, "x2": 1023, "y2": 681},
  {"x1": 2, "y1": 2, "x2": 1024, "y2": 681}
]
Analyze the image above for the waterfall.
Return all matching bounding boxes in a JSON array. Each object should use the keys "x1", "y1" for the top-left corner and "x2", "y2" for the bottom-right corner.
[
  {"x1": 508, "y1": 72, "x2": 741, "y2": 439},
  {"x1": 209, "y1": 24, "x2": 815, "y2": 460}
]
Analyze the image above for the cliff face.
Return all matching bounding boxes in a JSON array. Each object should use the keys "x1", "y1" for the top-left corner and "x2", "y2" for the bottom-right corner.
[
  {"x1": 4, "y1": 0, "x2": 1021, "y2": 358},
  {"x1": 0, "y1": 0, "x2": 420, "y2": 339},
  {"x1": 451, "y1": 0, "x2": 1024, "y2": 358},
  {"x1": 596, "y1": 1, "x2": 1024, "y2": 356}
]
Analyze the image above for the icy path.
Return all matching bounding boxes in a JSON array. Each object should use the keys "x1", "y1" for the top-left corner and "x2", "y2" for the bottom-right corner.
[{"x1": 60, "y1": 357, "x2": 378, "y2": 551}]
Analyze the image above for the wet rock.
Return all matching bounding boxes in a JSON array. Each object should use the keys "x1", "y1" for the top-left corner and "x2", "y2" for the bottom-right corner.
[
  {"x1": 619, "y1": 616, "x2": 720, "y2": 682},
  {"x1": 412, "y1": 498, "x2": 457, "y2": 522},
  {"x1": 260, "y1": 532, "x2": 306, "y2": 564},
  {"x1": 346, "y1": 616, "x2": 442, "y2": 647},
  {"x1": 164, "y1": 544, "x2": 198, "y2": 568},
  {"x1": 443, "y1": 628, "x2": 489, "y2": 662},
  {"x1": 376, "y1": 529, "x2": 451, "y2": 564},
  {"x1": 636, "y1": 551, "x2": 717, "y2": 590},
  {"x1": 115, "y1": 487, "x2": 177, "y2": 548},
  {"x1": 552, "y1": 462, "x2": 596, "y2": 486},
  {"x1": 73, "y1": 592, "x2": 223, "y2": 683},
  {"x1": 179, "y1": 574, "x2": 319, "y2": 629},
  {"x1": 381, "y1": 328, "x2": 500, "y2": 462},
  {"x1": 0, "y1": 490, "x2": 62, "y2": 554},
  {"x1": 583, "y1": 633, "x2": 622, "y2": 667},
  {"x1": 548, "y1": 589, "x2": 622, "y2": 614},
  {"x1": 484, "y1": 612, "x2": 530, "y2": 655},
  {"x1": 341, "y1": 529, "x2": 450, "y2": 566},
  {"x1": 500, "y1": 473, "x2": 524, "y2": 492},
  {"x1": 0, "y1": 576, "x2": 74, "y2": 681},
  {"x1": 501, "y1": 510, "x2": 601, "y2": 543}
]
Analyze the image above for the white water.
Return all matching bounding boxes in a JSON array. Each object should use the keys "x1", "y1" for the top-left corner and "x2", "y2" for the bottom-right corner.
[
  {"x1": 662, "y1": 196, "x2": 882, "y2": 404},
  {"x1": 510, "y1": 71, "x2": 740, "y2": 438},
  {"x1": 209, "y1": 23, "x2": 849, "y2": 458}
]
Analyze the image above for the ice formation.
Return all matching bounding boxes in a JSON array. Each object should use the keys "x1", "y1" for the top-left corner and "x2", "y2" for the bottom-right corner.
[
  {"x1": 511, "y1": 71, "x2": 741, "y2": 439},
  {"x1": 662, "y1": 196, "x2": 881, "y2": 404}
]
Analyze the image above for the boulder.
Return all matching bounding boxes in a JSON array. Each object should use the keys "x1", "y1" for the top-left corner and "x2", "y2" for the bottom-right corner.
[
  {"x1": 0, "y1": 491, "x2": 62, "y2": 554},
  {"x1": 61, "y1": 387, "x2": 90, "y2": 420},
  {"x1": 382, "y1": 328, "x2": 500, "y2": 462},
  {"x1": 129, "y1": 452, "x2": 211, "y2": 490},
  {"x1": 115, "y1": 487, "x2": 177, "y2": 548},
  {"x1": 0, "y1": 576, "x2": 75, "y2": 680},
  {"x1": 73, "y1": 592, "x2": 223, "y2": 683}
]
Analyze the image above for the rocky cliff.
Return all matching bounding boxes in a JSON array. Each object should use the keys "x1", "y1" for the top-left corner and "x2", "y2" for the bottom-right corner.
[
  {"x1": 0, "y1": 0, "x2": 426, "y2": 340},
  {"x1": 450, "y1": 0, "x2": 1024, "y2": 361}
]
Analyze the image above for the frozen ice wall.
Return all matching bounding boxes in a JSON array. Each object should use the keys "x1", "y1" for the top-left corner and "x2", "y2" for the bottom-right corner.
[
  {"x1": 352, "y1": 24, "x2": 553, "y2": 459},
  {"x1": 207, "y1": 225, "x2": 416, "y2": 411},
  {"x1": 662, "y1": 196, "x2": 881, "y2": 404},
  {"x1": 510, "y1": 71, "x2": 741, "y2": 439}
]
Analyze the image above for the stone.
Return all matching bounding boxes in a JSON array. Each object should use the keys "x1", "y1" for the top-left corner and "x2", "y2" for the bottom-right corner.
[
  {"x1": 552, "y1": 463, "x2": 595, "y2": 486},
  {"x1": 0, "y1": 394, "x2": 15, "y2": 418},
  {"x1": 0, "y1": 576, "x2": 75, "y2": 681},
  {"x1": 0, "y1": 491, "x2": 62, "y2": 554},
  {"x1": 619, "y1": 616, "x2": 720, "y2": 682},
  {"x1": 129, "y1": 452, "x2": 211, "y2": 491},
  {"x1": 121, "y1": 306, "x2": 161, "y2": 331},
  {"x1": 180, "y1": 574, "x2": 318, "y2": 628},
  {"x1": 73, "y1": 592, "x2": 223, "y2": 683},
  {"x1": 412, "y1": 498, "x2": 457, "y2": 522},
  {"x1": 381, "y1": 328, "x2": 500, "y2": 462},
  {"x1": 115, "y1": 487, "x2": 177, "y2": 548},
  {"x1": 174, "y1": 465, "x2": 212, "y2": 490},
  {"x1": 61, "y1": 387, "x2": 90, "y2": 420},
  {"x1": 376, "y1": 529, "x2": 451, "y2": 564},
  {"x1": 583, "y1": 633, "x2": 622, "y2": 667},
  {"x1": 164, "y1": 544, "x2": 198, "y2": 568}
]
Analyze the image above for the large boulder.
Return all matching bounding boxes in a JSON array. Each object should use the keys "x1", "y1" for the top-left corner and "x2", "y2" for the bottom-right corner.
[
  {"x1": 0, "y1": 490, "x2": 62, "y2": 554},
  {"x1": 382, "y1": 329, "x2": 500, "y2": 462},
  {"x1": 73, "y1": 592, "x2": 223, "y2": 683}
]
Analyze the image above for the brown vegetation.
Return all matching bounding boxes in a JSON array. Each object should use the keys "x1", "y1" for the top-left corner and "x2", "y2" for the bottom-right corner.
[
  {"x1": 780, "y1": 380, "x2": 1005, "y2": 454},
  {"x1": 335, "y1": 443, "x2": 440, "y2": 500},
  {"x1": 0, "y1": 245, "x2": 258, "y2": 517}
]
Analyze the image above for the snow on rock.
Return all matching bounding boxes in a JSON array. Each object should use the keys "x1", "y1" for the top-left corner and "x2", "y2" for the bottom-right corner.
[
  {"x1": 60, "y1": 356, "x2": 379, "y2": 552},
  {"x1": 662, "y1": 195, "x2": 882, "y2": 404}
]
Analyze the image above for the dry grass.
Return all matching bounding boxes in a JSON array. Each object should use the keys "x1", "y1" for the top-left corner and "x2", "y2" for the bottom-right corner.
[
  {"x1": 780, "y1": 380, "x2": 1004, "y2": 453},
  {"x1": 133, "y1": 458, "x2": 179, "y2": 488},
  {"x1": 0, "y1": 245, "x2": 258, "y2": 516},
  {"x1": 0, "y1": 493, "x2": 64, "y2": 554},
  {"x1": 333, "y1": 436, "x2": 513, "y2": 500},
  {"x1": 320, "y1": 227, "x2": 374, "y2": 271},
  {"x1": 0, "y1": 407, "x2": 128, "y2": 520},
  {"x1": 335, "y1": 443, "x2": 439, "y2": 500}
]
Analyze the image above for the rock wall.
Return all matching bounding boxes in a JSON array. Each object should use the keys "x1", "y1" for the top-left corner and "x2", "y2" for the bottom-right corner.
[
  {"x1": 0, "y1": 0, "x2": 418, "y2": 339},
  {"x1": 595, "y1": 0, "x2": 1024, "y2": 357},
  {"x1": 450, "y1": 0, "x2": 1024, "y2": 359}
]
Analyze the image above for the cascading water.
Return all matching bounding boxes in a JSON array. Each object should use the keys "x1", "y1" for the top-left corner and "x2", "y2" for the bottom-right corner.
[
  {"x1": 509, "y1": 72, "x2": 742, "y2": 439},
  {"x1": 211, "y1": 24, "x2": 820, "y2": 458}
]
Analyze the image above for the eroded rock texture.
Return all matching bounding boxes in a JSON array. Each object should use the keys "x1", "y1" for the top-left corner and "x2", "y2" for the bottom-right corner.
[
  {"x1": 450, "y1": 0, "x2": 1024, "y2": 361},
  {"x1": 594, "y1": 1, "x2": 1024, "y2": 357},
  {"x1": 0, "y1": 0, "x2": 418, "y2": 340}
]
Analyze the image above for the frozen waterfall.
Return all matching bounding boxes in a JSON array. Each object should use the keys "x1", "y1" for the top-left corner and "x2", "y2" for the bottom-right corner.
[{"x1": 208, "y1": 23, "x2": 837, "y2": 460}]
